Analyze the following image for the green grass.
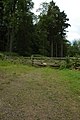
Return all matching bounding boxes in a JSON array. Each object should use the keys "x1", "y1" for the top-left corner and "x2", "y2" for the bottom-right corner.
[
  {"x1": 0, "y1": 59, "x2": 80, "y2": 120},
  {"x1": 59, "y1": 69, "x2": 80, "y2": 97}
]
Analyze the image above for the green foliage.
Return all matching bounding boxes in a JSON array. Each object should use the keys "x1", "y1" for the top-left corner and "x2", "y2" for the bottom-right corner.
[
  {"x1": 65, "y1": 57, "x2": 72, "y2": 68},
  {"x1": 73, "y1": 57, "x2": 80, "y2": 68},
  {"x1": 3, "y1": 52, "x2": 19, "y2": 56},
  {"x1": 68, "y1": 40, "x2": 80, "y2": 57},
  {"x1": 0, "y1": 0, "x2": 71, "y2": 57},
  {"x1": 36, "y1": 0, "x2": 70, "y2": 57},
  {"x1": 0, "y1": 0, "x2": 7, "y2": 51},
  {"x1": 2, "y1": 0, "x2": 34, "y2": 55},
  {"x1": 0, "y1": 53, "x2": 4, "y2": 60},
  {"x1": 59, "y1": 61, "x2": 66, "y2": 69}
]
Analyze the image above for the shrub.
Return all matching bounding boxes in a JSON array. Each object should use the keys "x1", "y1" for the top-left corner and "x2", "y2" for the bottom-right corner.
[
  {"x1": 0, "y1": 53, "x2": 4, "y2": 60},
  {"x1": 59, "y1": 61, "x2": 66, "y2": 69}
]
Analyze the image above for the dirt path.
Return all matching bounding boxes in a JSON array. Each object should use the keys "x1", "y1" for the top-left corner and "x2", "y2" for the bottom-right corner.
[{"x1": 0, "y1": 68, "x2": 80, "y2": 120}]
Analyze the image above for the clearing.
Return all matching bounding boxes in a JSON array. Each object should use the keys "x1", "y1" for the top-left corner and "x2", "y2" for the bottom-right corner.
[{"x1": 0, "y1": 60, "x2": 80, "y2": 120}]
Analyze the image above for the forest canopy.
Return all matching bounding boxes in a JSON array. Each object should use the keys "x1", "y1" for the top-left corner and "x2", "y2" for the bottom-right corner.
[{"x1": 0, "y1": 0, "x2": 80, "y2": 57}]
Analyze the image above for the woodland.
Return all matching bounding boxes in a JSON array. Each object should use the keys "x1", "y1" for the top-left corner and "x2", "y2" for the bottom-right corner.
[{"x1": 0, "y1": 0, "x2": 80, "y2": 57}]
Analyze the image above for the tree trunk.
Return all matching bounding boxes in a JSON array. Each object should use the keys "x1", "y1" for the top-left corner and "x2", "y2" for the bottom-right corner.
[
  {"x1": 43, "y1": 39, "x2": 45, "y2": 56},
  {"x1": 61, "y1": 43, "x2": 63, "y2": 57},
  {"x1": 56, "y1": 43, "x2": 57, "y2": 57},
  {"x1": 6, "y1": 27, "x2": 10, "y2": 51},
  {"x1": 51, "y1": 40, "x2": 53, "y2": 57},
  {"x1": 9, "y1": 11, "x2": 15, "y2": 53},
  {"x1": 9, "y1": 30, "x2": 13, "y2": 53}
]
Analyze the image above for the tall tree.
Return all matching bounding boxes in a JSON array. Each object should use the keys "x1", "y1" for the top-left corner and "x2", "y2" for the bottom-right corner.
[
  {"x1": 47, "y1": 1, "x2": 70, "y2": 57},
  {"x1": 16, "y1": 0, "x2": 34, "y2": 56},
  {"x1": 47, "y1": 1, "x2": 60, "y2": 57},
  {"x1": 0, "y1": 0, "x2": 7, "y2": 51},
  {"x1": 3, "y1": 0, "x2": 18, "y2": 52},
  {"x1": 1, "y1": 0, "x2": 70, "y2": 57},
  {"x1": 36, "y1": 0, "x2": 70, "y2": 57},
  {"x1": 3, "y1": 0, "x2": 34, "y2": 56}
]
